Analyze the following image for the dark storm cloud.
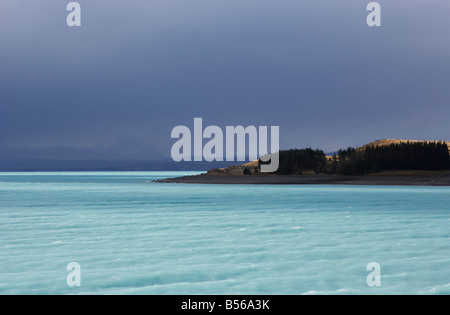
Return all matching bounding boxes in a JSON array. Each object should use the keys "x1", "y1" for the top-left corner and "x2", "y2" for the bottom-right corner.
[{"x1": 1, "y1": 0, "x2": 450, "y2": 161}]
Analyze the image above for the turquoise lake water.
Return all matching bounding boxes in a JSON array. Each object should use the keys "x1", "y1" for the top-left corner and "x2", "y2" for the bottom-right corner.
[{"x1": 0, "y1": 172, "x2": 449, "y2": 295}]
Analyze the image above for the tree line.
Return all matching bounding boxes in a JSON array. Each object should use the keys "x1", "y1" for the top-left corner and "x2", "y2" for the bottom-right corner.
[{"x1": 259, "y1": 142, "x2": 450, "y2": 175}]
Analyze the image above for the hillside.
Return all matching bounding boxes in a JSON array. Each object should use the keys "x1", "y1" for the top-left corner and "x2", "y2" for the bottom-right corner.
[
  {"x1": 210, "y1": 139, "x2": 450, "y2": 176},
  {"x1": 360, "y1": 139, "x2": 450, "y2": 152}
]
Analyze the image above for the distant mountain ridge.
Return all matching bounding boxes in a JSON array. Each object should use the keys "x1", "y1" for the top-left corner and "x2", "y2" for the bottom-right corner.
[{"x1": 1, "y1": 139, "x2": 449, "y2": 172}]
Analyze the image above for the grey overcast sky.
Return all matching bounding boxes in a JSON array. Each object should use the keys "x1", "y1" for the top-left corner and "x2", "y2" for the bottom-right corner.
[{"x1": 1, "y1": 0, "x2": 450, "y2": 162}]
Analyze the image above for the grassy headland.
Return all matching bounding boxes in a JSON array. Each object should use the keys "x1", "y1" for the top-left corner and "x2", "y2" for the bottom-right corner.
[{"x1": 156, "y1": 140, "x2": 450, "y2": 186}]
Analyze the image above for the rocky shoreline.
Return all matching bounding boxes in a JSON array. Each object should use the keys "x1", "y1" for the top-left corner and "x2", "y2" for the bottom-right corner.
[{"x1": 154, "y1": 173, "x2": 450, "y2": 186}]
